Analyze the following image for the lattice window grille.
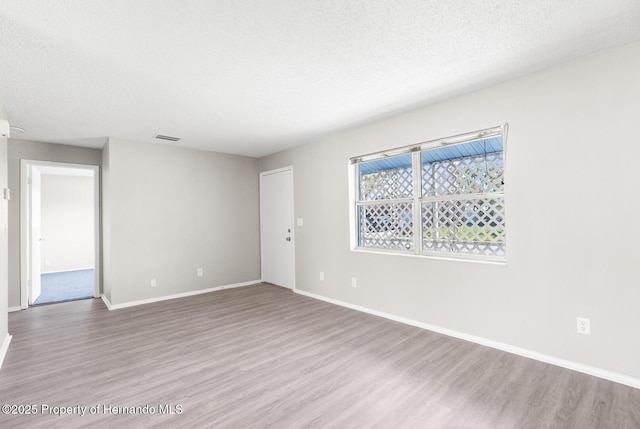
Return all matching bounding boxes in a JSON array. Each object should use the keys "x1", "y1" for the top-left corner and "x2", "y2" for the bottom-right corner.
[
  {"x1": 358, "y1": 202, "x2": 414, "y2": 250},
  {"x1": 360, "y1": 166, "x2": 413, "y2": 201},
  {"x1": 420, "y1": 151, "x2": 505, "y2": 259},
  {"x1": 421, "y1": 197, "x2": 505, "y2": 258},
  {"x1": 422, "y1": 153, "x2": 503, "y2": 197}
]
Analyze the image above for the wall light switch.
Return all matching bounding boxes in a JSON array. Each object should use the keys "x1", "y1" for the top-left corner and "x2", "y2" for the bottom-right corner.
[{"x1": 297, "y1": 218, "x2": 304, "y2": 227}]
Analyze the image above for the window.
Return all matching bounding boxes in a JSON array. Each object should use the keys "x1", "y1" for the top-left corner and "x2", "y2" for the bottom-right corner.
[
  {"x1": 351, "y1": 126, "x2": 506, "y2": 262},
  {"x1": 357, "y1": 154, "x2": 415, "y2": 251}
]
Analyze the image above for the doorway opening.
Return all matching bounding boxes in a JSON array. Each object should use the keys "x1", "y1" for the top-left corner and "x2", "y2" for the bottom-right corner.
[{"x1": 20, "y1": 160, "x2": 100, "y2": 307}]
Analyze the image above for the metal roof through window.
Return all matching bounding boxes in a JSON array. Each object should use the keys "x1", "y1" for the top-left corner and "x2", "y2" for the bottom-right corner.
[{"x1": 358, "y1": 137, "x2": 503, "y2": 174}]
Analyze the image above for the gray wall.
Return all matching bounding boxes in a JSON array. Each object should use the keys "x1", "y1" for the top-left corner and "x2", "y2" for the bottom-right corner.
[
  {"x1": 259, "y1": 42, "x2": 640, "y2": 380},
  {"x1": 40, "y1": 175, "x2": 94, "y2": 272},
  {"x1": 102, "y1": 137, "x2": 260, "y2": 306},
  {"x1": 7, "y1": 140, "x2": 102, "y2": 308},
  {"x1": 0, "y1": 100, "x2": 8, "y2": 348}
]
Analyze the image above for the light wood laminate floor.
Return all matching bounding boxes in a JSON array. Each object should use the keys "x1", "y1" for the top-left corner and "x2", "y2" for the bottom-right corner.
[{"x1": 1, "y1": 284, "x2": 639, "y2": 428}]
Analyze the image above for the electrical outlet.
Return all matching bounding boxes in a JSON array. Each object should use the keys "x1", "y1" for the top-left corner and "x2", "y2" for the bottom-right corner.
[
  {"x1": 319, "y1": 271, "x2": 324, "y2": 281},
  {"x1": 197, "y1": 268, "x2": 203, "y2": 277},
  {"x1": 576, "y1": 317, "x2": 591, "y2": 335},
  {"x1": 150, "y1": 278, "x2": 157, "y2": 288},
  {"x1": 351, "y1": 277, "x2": 357, "y2": 288}
]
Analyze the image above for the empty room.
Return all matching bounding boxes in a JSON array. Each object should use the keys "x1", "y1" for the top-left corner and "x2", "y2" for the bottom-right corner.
[{"x1": 1, "y1": 1, "x2": 640, "y2": 428}]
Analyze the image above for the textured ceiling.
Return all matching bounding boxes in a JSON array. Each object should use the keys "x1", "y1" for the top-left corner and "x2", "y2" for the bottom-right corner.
[{"x1": 1, "y1": 1, "x2": 639, "y2": 157}]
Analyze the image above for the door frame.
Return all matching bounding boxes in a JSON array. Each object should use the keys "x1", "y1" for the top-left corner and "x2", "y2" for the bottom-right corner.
[
  {"x1": 20, "y1": 160, "x2": 101, "y2": 308},
  {"x1": 259, "y1": 166, "x2": 295, "y2": 290}
]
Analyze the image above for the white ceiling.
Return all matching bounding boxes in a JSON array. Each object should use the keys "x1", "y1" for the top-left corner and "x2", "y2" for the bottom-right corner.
[{"x1": 1, "y1": 1, "x2": 639, "y2": 158}]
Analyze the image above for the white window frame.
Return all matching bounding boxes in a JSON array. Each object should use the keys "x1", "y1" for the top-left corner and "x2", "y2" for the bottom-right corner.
[{"x1": 349, "y1": 125, "x2": 508, "y2": 263}]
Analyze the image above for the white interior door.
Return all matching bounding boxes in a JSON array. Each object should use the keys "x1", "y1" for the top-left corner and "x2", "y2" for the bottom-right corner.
[
  {"x1": 29, "y1": 168, "x2": 42, "y2": 304},
  {"x1": 260, "y1": 167, "x2": 295, "y2": 289}
]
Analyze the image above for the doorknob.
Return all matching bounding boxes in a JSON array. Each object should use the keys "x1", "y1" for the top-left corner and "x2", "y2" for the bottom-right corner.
[{"x1": 286, "y1": 237, "x2": 291, "y2": 241}]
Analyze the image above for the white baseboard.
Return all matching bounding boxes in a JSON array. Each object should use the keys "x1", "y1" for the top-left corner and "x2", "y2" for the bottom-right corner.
[
  {"x1": 8, "y1": 306, "x2": 22, "y2": 313},
  {"x1": 101, "y1": 294, "x2": 113, "y2": 310},
  {"x1": 295, "y1": 289, "x2": 640, "y2": 390},
  {"x1": 102, "y1": 280, "x2": 261, "y2": 310},
  {"x1": 0, "y1": 333, "x2": 12, "y2": 370}
]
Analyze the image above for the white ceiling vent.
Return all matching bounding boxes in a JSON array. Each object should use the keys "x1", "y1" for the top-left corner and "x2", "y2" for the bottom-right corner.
[{"x1": 154, "y1": 134, "x2": 181, "y2": 142}]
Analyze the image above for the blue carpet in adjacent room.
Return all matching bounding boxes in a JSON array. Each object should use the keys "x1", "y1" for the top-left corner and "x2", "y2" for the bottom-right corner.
[{"x1": 33, "y1": 268, "x2": 94, "y2": 305}]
